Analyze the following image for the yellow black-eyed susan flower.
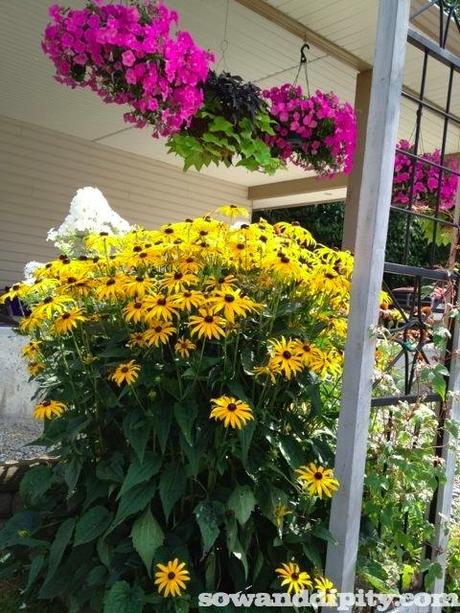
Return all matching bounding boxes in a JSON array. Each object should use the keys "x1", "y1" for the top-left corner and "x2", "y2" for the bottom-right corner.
[
  {"x1": 154, "y1": 559, "x2": 190, "y2": 598},
  {"x1": 124, "y1": 300, "x2": 145, "y2": 324},
  {"x1": 268, "y1": 337, "x2": 304, "y2": 380},
  {"x1": 189, "y1": 309, "x2": 226, "y2": 340},
  {"x1": 54, "y1": 308, "x2": 87, "y2": 335},
  {"x1": 142, "y1": 322, "x2": 176, "y2": 347},
  {"x1": 33, "y1": 400, "x2": 66, "y2": 420},
  {"x1": 295, "y1": 463, "x2": 339, "y2": 498},
  {"x1": 174, "y1": 337, "x2": 196, "y2": 358},
  {"x1": 144, "y1": 294, "x2": 179, "y2": 322},
  {"x1": 110, "y1": 360, "x2": 140, "y2": 386},
  {"x1": 314, "y1": 577, "x2": 337, "y2": 605},
  {"x1": 275, "y1": 562, "x2": 312, "y2": 594},
  {"x1": 210, "y1": 395, "x2": 253, "y2": 429}
]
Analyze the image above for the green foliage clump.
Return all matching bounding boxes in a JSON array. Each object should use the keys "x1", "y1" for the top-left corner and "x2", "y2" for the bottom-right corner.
[{"x1": 167, "y1": 72, "x2": 284, "y2": 174}]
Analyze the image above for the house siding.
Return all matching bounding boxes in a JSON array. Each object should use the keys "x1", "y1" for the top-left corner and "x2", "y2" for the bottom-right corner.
[{"x1": 0, "y1": 116, "x2": 250, "y2": 287}]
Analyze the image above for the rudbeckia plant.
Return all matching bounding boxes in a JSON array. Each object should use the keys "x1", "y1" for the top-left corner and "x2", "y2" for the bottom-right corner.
[{"x1": 0, "y1": 200, "x2": 352, "y2": 611}]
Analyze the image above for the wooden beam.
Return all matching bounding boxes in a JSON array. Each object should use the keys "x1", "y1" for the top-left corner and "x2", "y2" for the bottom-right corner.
[
  {"x1": 248, "y1": 174, "x2": 347, "y2": 201},
  {"x1": 233, "y1": 0, "x2": 370, "y2": 72},
  {"x1": 325, "y1": 0, "x2": 410, "y2": 601},
  {"x1": 342, "y1": 70, "x2": 373, "y2": 252}
]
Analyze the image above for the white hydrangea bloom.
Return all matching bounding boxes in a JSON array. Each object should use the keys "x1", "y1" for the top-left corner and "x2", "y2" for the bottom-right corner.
[
  {"x1": 47, "y1": 187, "x2": 131, "y2": 255},
  {"x1": 23, "y1": 261, "x2": 45, "y2": 285}
]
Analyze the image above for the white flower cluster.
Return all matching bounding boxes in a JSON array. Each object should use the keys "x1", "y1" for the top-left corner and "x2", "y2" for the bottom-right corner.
[
  {"x1": 23, "y1": 261, "x2": 45, "y2": 285},
  {"x1": 47, "y1": 187, "x2": 131, "y2": 255}
]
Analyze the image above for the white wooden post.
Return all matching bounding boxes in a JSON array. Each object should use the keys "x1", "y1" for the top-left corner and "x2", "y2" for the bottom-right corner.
[{"x1": 324, "y1": 0, "x2": 411, "y2": 604}]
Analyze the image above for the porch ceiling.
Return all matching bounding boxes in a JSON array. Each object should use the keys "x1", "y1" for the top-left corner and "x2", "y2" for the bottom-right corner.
[{"x1": 0, "y1": 0, "x2": 459, "y2": 193}]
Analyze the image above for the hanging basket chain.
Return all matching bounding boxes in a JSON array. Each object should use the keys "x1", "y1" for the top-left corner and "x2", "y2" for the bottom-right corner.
[{"x1": 293, "y1": 42, "x2": 311, "y2": 96}]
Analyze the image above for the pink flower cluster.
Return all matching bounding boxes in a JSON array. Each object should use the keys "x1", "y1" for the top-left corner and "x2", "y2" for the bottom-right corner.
[
  {"x1": 42, "y1": 1, "x2": 214, "y2": 138},
  {"x1": 262, "y1": 84, "x2": 357, "y2": 176},
  {"x1": 393, "y1": 140, "x2": 458, "y2": 211}
]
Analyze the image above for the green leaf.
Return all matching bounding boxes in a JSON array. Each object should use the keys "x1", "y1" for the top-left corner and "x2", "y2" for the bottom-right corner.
[
  {"x1": 159, "y1": 463, "x2": 186, "y2": 521},
  {"x1": 174, "y1": 402, "x2": 196, "y2": 446},
  {"x1": 311, "y1": 524, "x2": 338, "y2": 545},
  {"x1": 64, "y1": 457, "x2": 83, "y2": 493},
  {"x1": 238, "y1": 420, "x2": 256, "y2": 467},
  {"x1": 74, "y1": 506, "x2": 113, "y2": 546},
  {"x1": 302, "y1": 544, "x2": 322, "y2": 570},
  {"x1": 20, "y1": 465, "x2": 54, "y2": 506},
  {"x1": 97, "y1": 536, "x2": 112, "y2": 568},
  {"x1": 209, "y1": 116, "x2": 233, "y2": 134},
  {"x1": 152, "y1": 406, "x2": 172, "y2": 454},
  {"x1": 131, "y1": 507, "x2": 164, "y2": 575},
  {"x1": 25, "y1": 554, "x2": 45, "y2": 592},
  {"x1": 123, "y1": 412, "x2": 152, "y2": 463},
  {"x1": 87, "y1": 565, "x2": 107, "y2": 587},
  {"x1": 227, "y1": 485, "x2": 256, "y2": 526},
  {"x1": 174, "y1": 600, "x2": 190, "y2": 613},
  {"x1": 42, "y1": 517, "x2": 76, "y2": 587},
  {"x1": 277, "y1": 434, "x2": 305, "y2": 470},
  {"x1": 118, "y1": 452, "x2": 161, "y2": 499},
  {"x1": 103, "y1": 581, "x2": 144, "y2": 613},
  {"x1": 96, "y1": 452, "x2": 125, "y2": 483},
  {"x1": 194, "y1": 501, "x2": 222, "y2": 553},
  {"x1": 111, "y1": 482, "x2": 156, "y2": 531}
]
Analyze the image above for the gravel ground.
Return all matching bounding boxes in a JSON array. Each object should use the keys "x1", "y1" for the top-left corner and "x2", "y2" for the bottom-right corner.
[{"x1": 0, "y1": 418, "x2": 46, "y2": 463}]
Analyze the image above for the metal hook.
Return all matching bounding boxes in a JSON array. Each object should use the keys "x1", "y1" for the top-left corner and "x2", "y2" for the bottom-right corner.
[{"x1": 299, "y1": 42, "x2": 310, "y2": 64}]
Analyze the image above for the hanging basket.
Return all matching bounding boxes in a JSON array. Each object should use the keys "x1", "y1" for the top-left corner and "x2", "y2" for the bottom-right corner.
[
  {"x1": 392, "y1": 140, "x2": 459, "y2": 246},
  {"x1": 42, "y1": 0, "x2": 214, "y2": 138},
  {"x1": 167, "y1": 71, "x2": 284, "y2": 174},
  {"x1": 262, "y1": 84, "x2": 357, "y2": 177}
]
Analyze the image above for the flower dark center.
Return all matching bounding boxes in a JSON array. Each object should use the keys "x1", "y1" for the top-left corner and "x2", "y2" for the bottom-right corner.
[
  {"x1": 62, "y1": 313, "x2": 71, "y2": 320},
  {"x1": 303, "y1": 344, "x2": 311, "y2": 352},
  {"x1": 99, "y1": 231, "x2": 109, "y2": 236},
  {"x1": 259, "y1": 235, "x2": 268, "y2": 243},
  {"x1": 157, "y1": 298, "x2": 166, "y2": 306},
  {"x1": 200, "y1": 230, "x2": 208, "y2": 236},
  {"x1": 167, "y1": 572, "x2": 176, "y2": 580},
  {"x1": 106, "y1": 279, "x2": 116, "y2": 286},
  {"x1": 133, "y1": 246, "x2": 142, "y2": 253},
  {"x1": 154, "y1": 326, "x2": 163, "y2": 333},
  {"x1": 67, "y1": 277, "x2": 77, "y2": 283},
  {"x1": 227, "y1": 403, "x2": 237, "y2": 412},
  {"x1": 139, "y1": 252, "x2": 148, "y2": 259},
  {"x1": 204, "y1": 315, "x2": 214, "y2": 323},
  {"x1": 283, "y1": 351, "x2": 292, "y2": 359},
  {"x1": 224, "y1": 294, "x2": 235, "y2": 303},
  {"x1": 93, "y1": 257, "x2": 100, "y2": 263},
  {"x1": 325, "y1": 273, "x2": 335, "y2": 279},
  {"x1": 184, "y1": 292, "x2": 192, "y2": 298},
  {"x1": 236, "y1": 243, "x2": 245, "y2": 250},
  {"x1": 121, "y1": 367, "x2": 129, "y2": 373},
  {"x1": 134, "y1": 303, "x2": 142, "y2": 309},
  {"x1": 135, "y1": 276, "x2": 144, "y2": 283},
  {"x1": 164, "y1": 228, "x2": 174, "y2": 234},
  {"x1": 42, "y1": 400, "x2": 51, "y2": 407},
  {"x1": 291, "y1": 573, "x2": 299, "y2": 581},
  {"x1": 174, "y1": 272, "x2": 183, "y2": 280},
  {"x1": 44, "y1": 297, "x2": 53, "y2": 304},
  {"x1": 144, "y1": 244, "x2": 152, "y2": 249},
  {"x1": 280, "y1": 256, "x2": 290, "y2": 264},
  {"x1": 314, "y1": 472, "x2": 323, "y2": 480},
  {"x1": 13, "y1": 284, "x2": 20, "y2": 290}
]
